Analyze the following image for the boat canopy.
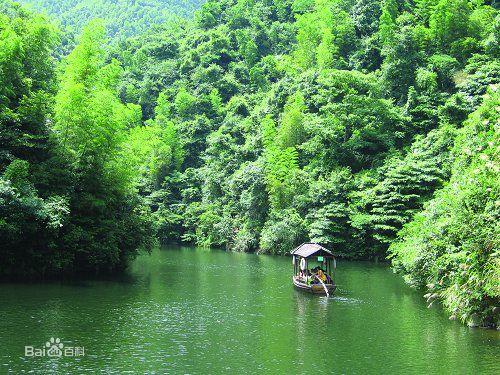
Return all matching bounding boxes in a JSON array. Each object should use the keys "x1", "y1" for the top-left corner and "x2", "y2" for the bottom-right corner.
[{"x1": 291, "y1": 243, "x2": 335, "y2": 259}]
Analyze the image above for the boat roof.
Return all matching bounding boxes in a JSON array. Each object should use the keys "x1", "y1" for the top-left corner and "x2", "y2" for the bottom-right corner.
[{"x1": 290, "y1": 243, "x2": 334, "y2": 258}]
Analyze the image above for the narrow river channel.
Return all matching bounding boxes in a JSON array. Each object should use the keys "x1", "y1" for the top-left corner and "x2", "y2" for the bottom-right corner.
[{"x1": 1, "y1": 247, "x2": 498, "y2": 373}]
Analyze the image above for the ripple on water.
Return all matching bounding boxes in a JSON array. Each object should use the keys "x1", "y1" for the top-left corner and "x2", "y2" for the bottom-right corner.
[
  {"x1": 0, "y1": 247, "x2": 498, "y2": 374},
  {"x1": 330, "y1": 296, "x2": 364, "y2": 305}
]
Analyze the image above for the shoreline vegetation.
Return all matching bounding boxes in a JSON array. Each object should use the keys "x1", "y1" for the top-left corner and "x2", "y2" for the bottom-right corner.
[{"x1": 0, "y1": 0, "x2": 498, "y2": 328}]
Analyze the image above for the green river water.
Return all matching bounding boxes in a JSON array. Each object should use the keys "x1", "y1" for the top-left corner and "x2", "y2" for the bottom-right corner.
[{"x1": 0, "y1": 246, "x2": 498, "y2": 374}]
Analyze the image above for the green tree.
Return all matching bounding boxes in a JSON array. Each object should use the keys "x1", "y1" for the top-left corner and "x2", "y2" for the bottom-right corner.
[
  {"x1": 378, "y1": 0, "x2": 398, "y2": 49},
  {"x1": 390, "y1": 89, "x2": 499, "y2": 327},
  {"x1": 429, "y1": 0, "x2": 472, "y2": 56},
  {"x1": 262, "y1": 115, "x2": 300, "y2": 210}
]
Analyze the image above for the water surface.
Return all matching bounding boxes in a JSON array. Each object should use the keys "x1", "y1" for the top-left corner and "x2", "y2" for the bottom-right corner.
[{"x1": 0, "y1": 247, "x2": 498, "y2": 373}]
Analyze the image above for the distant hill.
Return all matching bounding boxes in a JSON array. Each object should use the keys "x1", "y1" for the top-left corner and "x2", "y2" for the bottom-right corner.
[{"x1": 16, "y1": 0, "x2": 205, "y2": 38}]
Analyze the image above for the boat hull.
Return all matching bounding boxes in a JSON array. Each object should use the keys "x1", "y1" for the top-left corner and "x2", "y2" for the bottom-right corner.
[{"x1": 293, "y1": 277, "x2": 336, "y2": 295}]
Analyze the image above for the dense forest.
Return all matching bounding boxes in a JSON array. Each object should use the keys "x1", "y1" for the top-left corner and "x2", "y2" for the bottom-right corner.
[
  {"x1": 17, "y1": 0, "x2": 204, "y2": 39},
  {"x1": 0, "y1": 0, "x2": 498, "y2": 327}
]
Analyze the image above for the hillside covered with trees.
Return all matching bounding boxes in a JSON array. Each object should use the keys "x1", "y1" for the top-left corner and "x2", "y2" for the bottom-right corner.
[
  {"x1": 0, "y1": 0, "x2": 498, "y2": 327},
  {"x1": 17, "y1": 0, "x2": 204, "y2": 39}
]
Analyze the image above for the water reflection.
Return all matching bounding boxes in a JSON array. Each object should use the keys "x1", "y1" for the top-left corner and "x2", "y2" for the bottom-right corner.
[{"x1": 0, "y1": 247, "x2": 498, "y2": 373}]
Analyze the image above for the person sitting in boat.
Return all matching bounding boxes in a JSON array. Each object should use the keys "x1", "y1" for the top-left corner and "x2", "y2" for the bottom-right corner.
[
  {"x1": 304, "y1": 269, "x2": 312, "y2": 285},
  {"x1": 317, "y1": 268, "x2": 327, "y2": 282},
  {"x1": 308, "y1": 267, "x2": 319, "y2": 284},
  {"x1": 299, "y1": 269, "x2": 308, "y2": 283},
  {"x1": 325, "y1": 272, "x2": 332, "y2": 284}
]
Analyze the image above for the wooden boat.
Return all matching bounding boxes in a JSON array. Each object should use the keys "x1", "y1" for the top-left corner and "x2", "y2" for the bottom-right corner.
[
  {"x1": 291, "y1": 243, "x2": 337, "y2": 296},
  {"x1": 292, "y1": 278, "x2": 336, "y2": 295}
]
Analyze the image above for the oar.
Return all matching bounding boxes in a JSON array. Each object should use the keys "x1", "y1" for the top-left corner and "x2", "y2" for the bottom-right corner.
[{"x1": 314, "y1": 274, "x2": 330, "y2": 297}]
